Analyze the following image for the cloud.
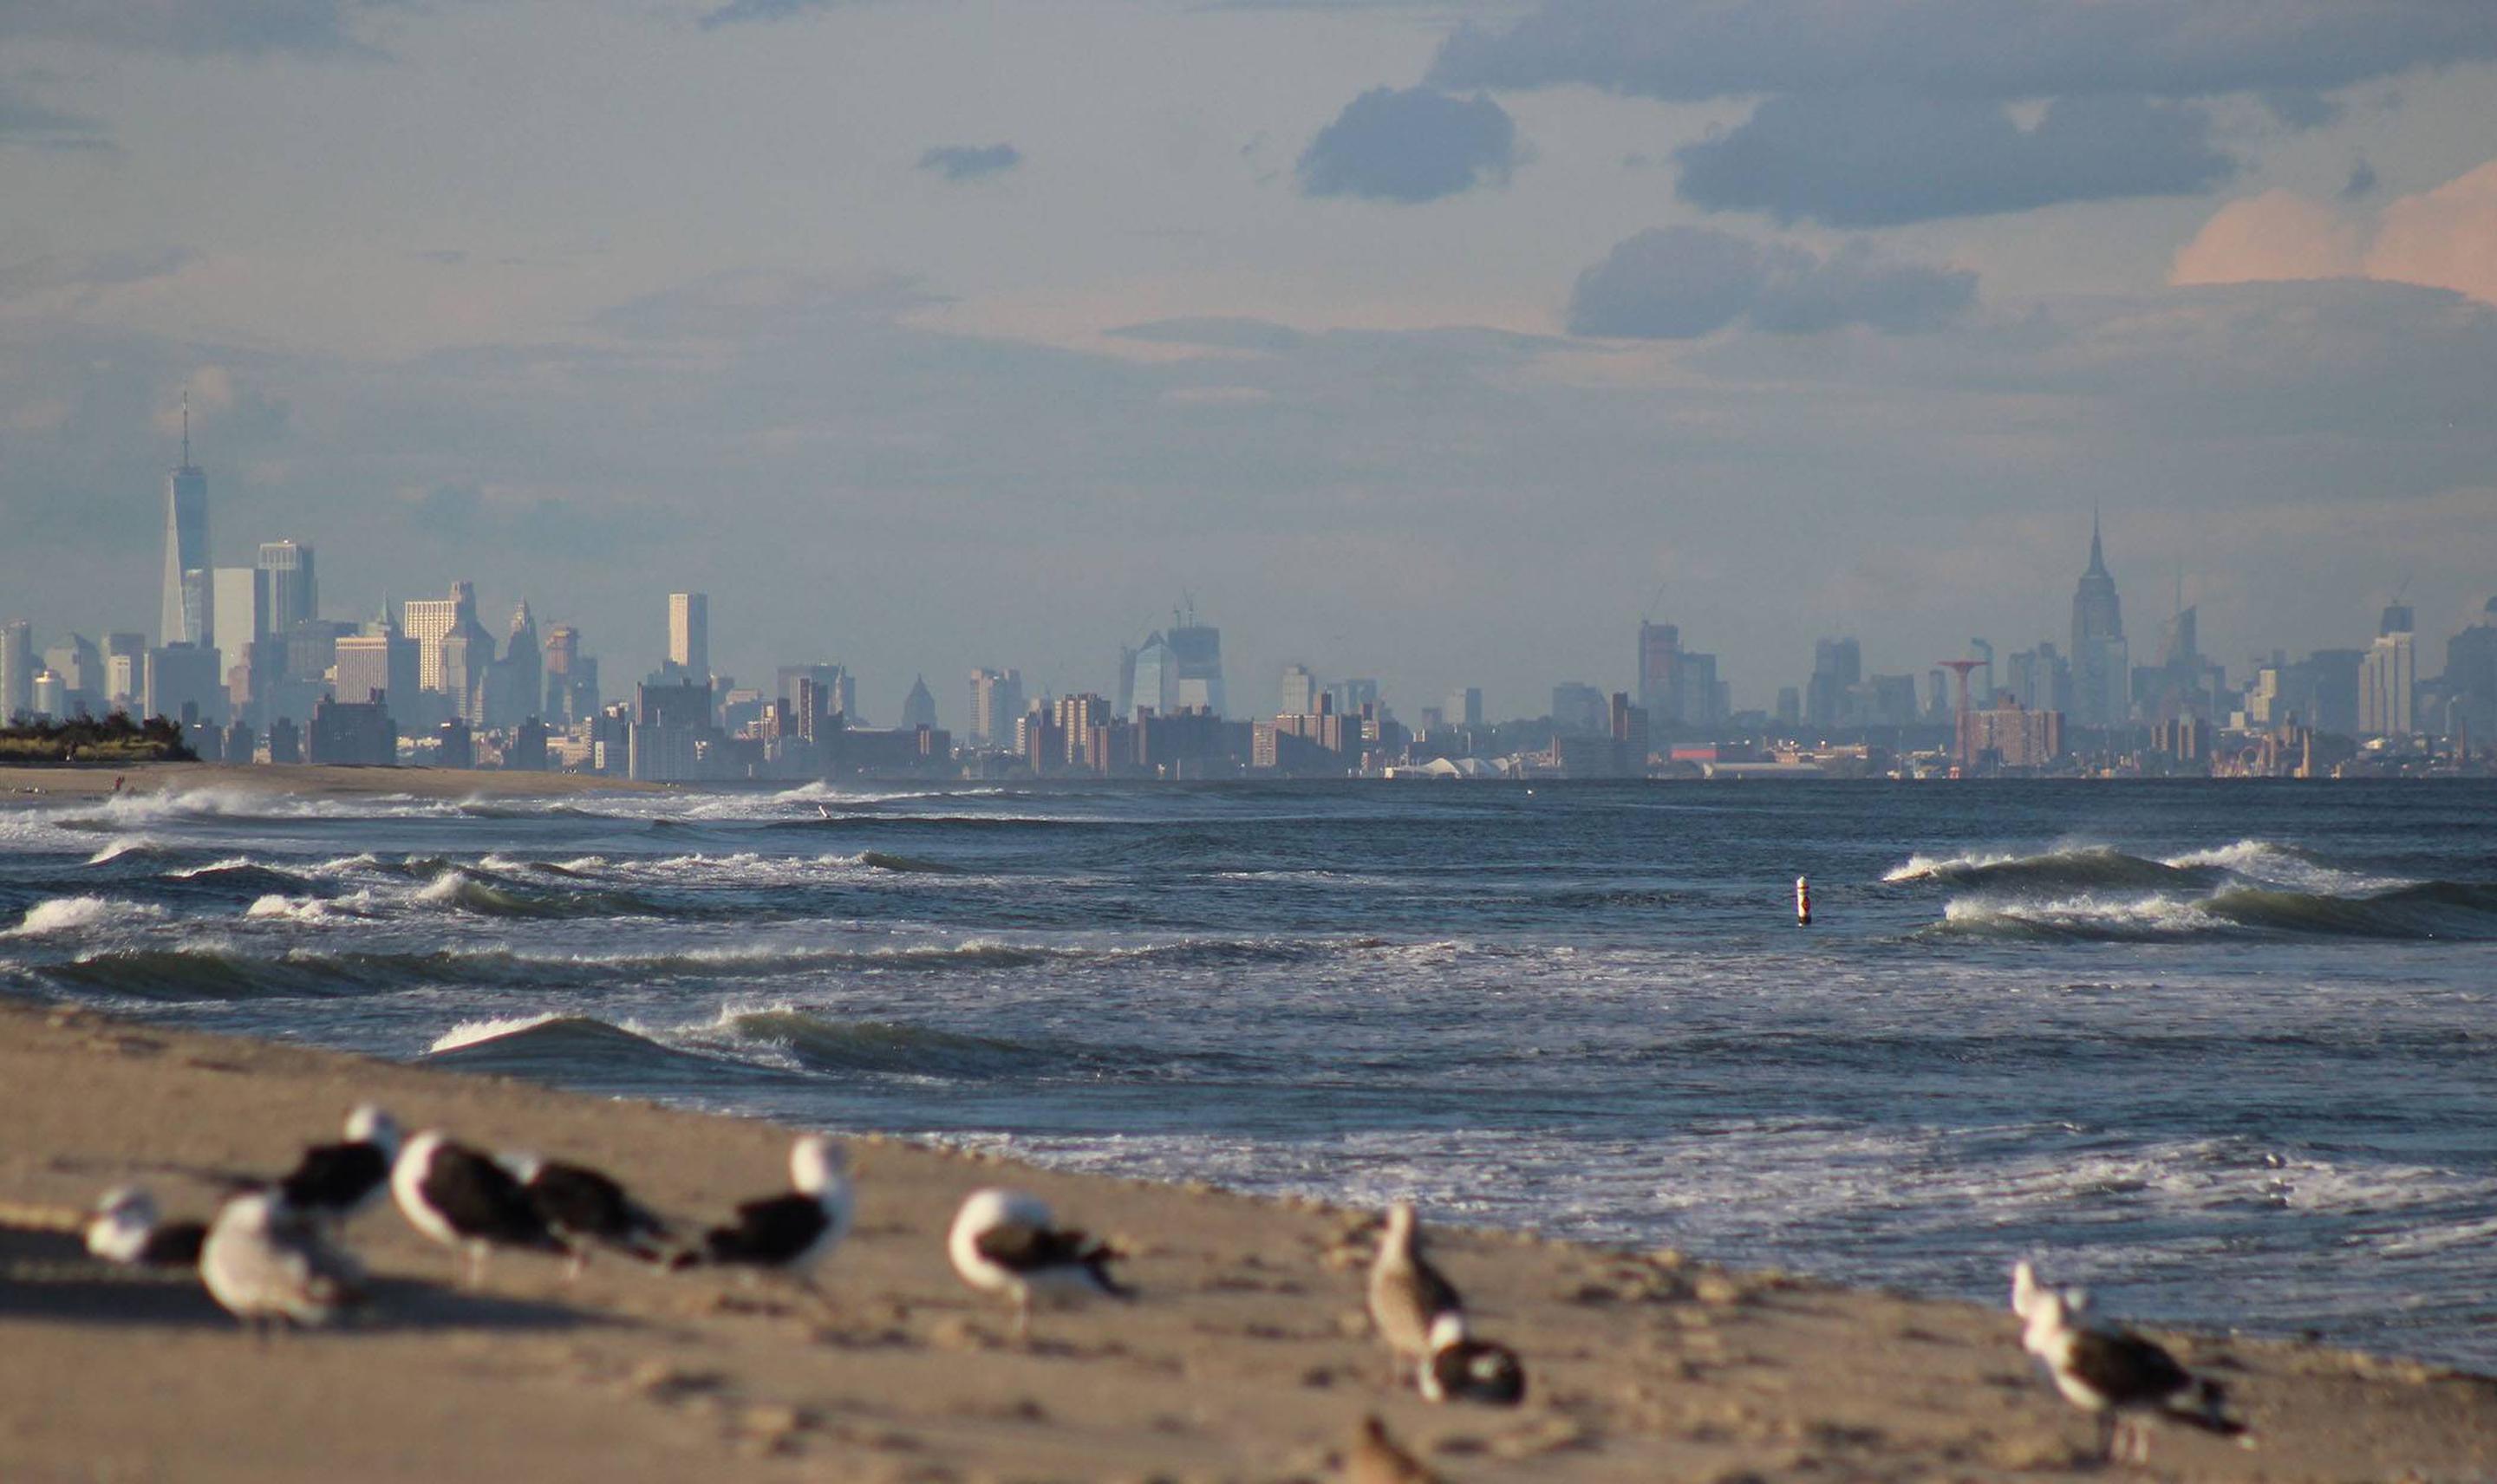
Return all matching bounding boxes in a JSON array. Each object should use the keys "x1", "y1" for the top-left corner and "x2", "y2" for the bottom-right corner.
[
  {"x1": 2343, "y1": 160, "x2": 2379, "y2": 199},
  {"x1": 2173, "y1": 159, "x2": 2497, "y2": 306},
  {"x1": 1429, "y1": 1, "x2": 2497, "y2": 105},
  {"x1": 1108, "y1": 317, "x2": 1308, "y2": 353},
  {"x1": 1567, "y1": 226, "x2": 1974, "y2": 338},
  {"x1": 1296, "y1": 86, "x2": 1519, "y2": 204},
  {"x1": 917, "y1": 143, "x2": 1021, "y2": 182},
  {"x1": 0, "y1": 0, "x2": 392, "y2": 57},
  {"x1": 695, "y1": 0, "x2": 844, "y2": 31},
  {"x1": 1674, "y1": 90, "x2": 2236, "y2": 225},
  {"x1": 0, "y1": 89, "x2": 111, "y2": 152},
  {"x1": 2171, "y1": 189, "x2": 2363, "y2": 286}
]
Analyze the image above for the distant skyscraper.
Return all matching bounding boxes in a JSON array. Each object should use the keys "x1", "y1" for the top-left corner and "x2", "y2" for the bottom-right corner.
[
  {"x1": 1969, "y1": 638, "x2": 1994, "y2": 707},
  {"x1": 1279, "y1": 664, "x2": 1319, "y2": 717},
  {"x1": 969, "y1": 667, "x2": 1023, "y2": 746},
  {"x1": 1164, "y1": 607, "x2": 1224, "y2": 715},
  {"x1": 2361, "y1": 604, "x2": 2416, "y2": 738},
  {"x1": 902, "y1": 674, "x2": 938, "y2": 732},
  {"x1": 1444, "y1": 687, "x2": 1483, "y2": 727},
  {"x1": 1805, "y1": 637, "x2": 1861, "y2": 727},
  {"x1": 668, "y1": 592, "x2": 709, "y2": 678},
  {"x1": 1551, "y1": 680, "x2": 1605, "y2": 736},
  {"x1": 211, "y1": 567, "x2": 261, "y2": 674},
  {"x1": 256, "y1": 541, "x2": 317, "y2": 631},
  {"x1": 160, "y1": 395, "x2": 210, "y2": 646},
  {"x1": 2069, "y1": 513, "x2": 2129, "y2": 728},
  {"x1": 1639, "y1": 621, "x2": 1679, "y2": 726},
  {"x1": 1126, "y1": 633, "x2": 1176, "y2": 717},
  {"x1": 1, "y1": 620, "x2": 33, "y2": 720}
]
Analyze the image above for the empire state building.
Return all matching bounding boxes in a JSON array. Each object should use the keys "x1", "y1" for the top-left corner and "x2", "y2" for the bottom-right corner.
[{"x1": 2069, "y1": 513, "x2": 2129, "y2": 728}]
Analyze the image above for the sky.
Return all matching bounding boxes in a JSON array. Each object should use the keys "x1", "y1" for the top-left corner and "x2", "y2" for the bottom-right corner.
[{"x1": 2, "y1": 0, "x2": 2494, "y2": 726}]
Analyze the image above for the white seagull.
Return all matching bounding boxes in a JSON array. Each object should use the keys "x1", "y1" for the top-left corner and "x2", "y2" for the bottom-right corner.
[
  {"x1": 85, "y1": 1185, "x2": 208, "y2": 1269},
  {"x1": 199, "y1": 1191, "x2": 367, "y2": 1331},
  {"x1": 947, "y1": 1187, "x2": 1130, "y2": 1340},
  {"x1": 1418, "y1": 1312, "x2": 1526, "y2": 1405},
  {"x1": 276, "y1": 1103, "x2": 401, "y2": 1226},
  {"x1": 390, "y1": 1130, "x2": 562, "y2": 1286},
  {"x1": 695, "y1": 1135, "x2": 854, "y2": 1302},
  {"x1": 2022, "y1": 1289, "x2": 2246, "y2": 1463},
  {"x1": 1367, "y1": 1202, "x2": 1463, "y2": 1386},
  {"x1": 2011, "y1": 1258, "x2": 2091, "y2": 1322}
]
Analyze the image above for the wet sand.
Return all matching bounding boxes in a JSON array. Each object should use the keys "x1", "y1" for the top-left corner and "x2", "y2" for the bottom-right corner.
[{"x1": 3, "y1": 997, "x2": 2494, "y2": 1482}]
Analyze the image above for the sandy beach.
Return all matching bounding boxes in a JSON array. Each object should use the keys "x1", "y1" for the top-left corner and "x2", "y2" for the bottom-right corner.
[
  {"x1": 1, "y1": 999, "x2": 2492, "y2": 1482},
  {"x1": 0, "y1": 761, "x2": 668, "y2": 802}
]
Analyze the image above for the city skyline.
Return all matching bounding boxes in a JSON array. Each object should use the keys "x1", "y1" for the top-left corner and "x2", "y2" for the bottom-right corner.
[{"x1": 3, "y1": 3, "x2": 2494, "y2": 719}]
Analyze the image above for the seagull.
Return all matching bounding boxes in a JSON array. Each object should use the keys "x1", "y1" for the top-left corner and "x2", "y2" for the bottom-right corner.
[
  {"x1": 199, "y1": 1191, "x2": 367, "y2": 1332},
  {"x1": 501, "y1": 1152, "x2": 677, "y2": 1279},
  {"x1": 2023, "y1": 1289, "x2": 2246, "y2": 1463},
  {"x1": 390, "y1": 1130, "x2": 562, "y2": 1286},
  {"x1": 1346, "y1": 1414, "x2": 1443, "y2": 1484},
  {"x1": 696, "y1": 1135, "x2": 854, "y2": 1303},
  {"x1": 1419, "y1": 1312, "x2": 1526, "y2": 1405},
  {"x1": 2011, "y1": 1258, "x2": 2091, "y2": 1322},
  {"x1": 85, "y1": 1185, "x2": 209, "y2": 1269},
  {"x1": 946, "y1": 1187, "x2": 1130, "y2": 1340},
  {"x1": 1367, "y1": 1202, "x2": 1463, "y2": 1386},
  {"x1": 275, "y1": 1104, "x2": 401, "y2": 1226}
]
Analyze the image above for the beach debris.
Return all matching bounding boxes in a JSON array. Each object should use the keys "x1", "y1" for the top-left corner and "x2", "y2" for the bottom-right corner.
[
  {"x1": 199, "y1": 1190, "x2": 367, "y2": 1331},
  {"x1": 390, "y1": 1129, "x2": 564, "y2": 1286},
  {"x1": 946, "y1": 1187, "x2": 1131, "y2": 1341},
  {"x1": 2021, "y1": 1289, "x2": 2246, "y2": 1463},
  {"x1": 276, "y1": 1103, "x2": 401, "y2": 1227},
  {"x1": 692, "y1": 1134, "x2": 855, "y2": 1306},
  {"x1": 1346, "y1": 1413, "x2": 1443, "y2": 1484},
  {"x1": 501, "y1": 1151, "x2": 679, "y2": 1279},
  {"x1": 1419, "y1": 1313, "x2": 1526, "y2": 1406},
  {"x1": 84, "y1": 1184, "x2": 208, "y2": 1268},
  {"x1": 1368, "y1": 1202, "x2": 1464, "y2": 1387}
]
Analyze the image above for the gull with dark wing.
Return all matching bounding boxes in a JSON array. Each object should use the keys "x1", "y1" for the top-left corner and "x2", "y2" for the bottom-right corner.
[
  {"x1": 947, "y1": 1187, "x2": 1130, "y2": 1340},
  {"x1": 390, "y1": 1130, "x2": 562, "y2": 1286},
  {"x1": 503, "y1": 1152, "x2": 677, "y2": 1279},
  {"x1": 2023, "y1": 1289, "x2": 2246, "y2": 1463},
  {"x1": 276, "y1": 1103, "x2": 401, "y2": 1227},
  {"x1": 695, "y1": 1135, "x2": 854, "y2": 1304},
  {"x1": 1419, "y1": 1312, "x2": 1525, "y2": 1405},
  {"x1": 85, "y1": 1185, "x2": 208, "y2": 1269},
  {"x1": 1366, "y1": 1202, "x2": 1462, "y2": 1386}
]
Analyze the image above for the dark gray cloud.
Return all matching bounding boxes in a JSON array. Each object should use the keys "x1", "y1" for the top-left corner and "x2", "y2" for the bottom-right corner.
[
  {"x1": 1296, "y1": 86, "x2": 1519, "y2": 203},
  {"x1": 696, "y1": 0, "x2": 843, "y2": 31},
  {"x1": 1429, "y1": 1, "x2": 2497, "y2": 104},
  {"x1": 0, "y1": 89, "x2": 111, "y2": 151},
  {"x1": 1674, "y1": 90, "x2": 2235, "y2": 225},
  {"x1": 918, "y1": 143, "x2": 1021, "y2": 182},
  {"x1": 0, "y1": 0, "x2": 392, "y2": 57},
  {"x1": 2260, "y1": 88, "x2": 2341, "y2": 130},
  {"x1": 2344, "y1": 159, "x2": 2380, "y2": 199},
  {"x1": 1568, "y1": 226, "x2": 1974, "y2": 338}
]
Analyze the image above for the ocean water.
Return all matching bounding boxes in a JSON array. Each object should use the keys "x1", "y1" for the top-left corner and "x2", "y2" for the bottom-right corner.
[{"x1": 5, "y1": 778, "x2": 2496, "y2": 1364}]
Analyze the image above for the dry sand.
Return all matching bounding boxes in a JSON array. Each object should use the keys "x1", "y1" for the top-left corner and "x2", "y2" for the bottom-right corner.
[
  {"x1": 0, "y1": 761, "x2": 667, "y2": 802},
  {"x1": 3, "y1": 998, "x2": 2494, "y2": 1483}
]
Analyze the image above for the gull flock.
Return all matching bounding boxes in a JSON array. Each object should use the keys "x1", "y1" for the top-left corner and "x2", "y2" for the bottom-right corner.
[{"x1": 72, "y1": 1104, "x2": 2249, "y2": 1470}]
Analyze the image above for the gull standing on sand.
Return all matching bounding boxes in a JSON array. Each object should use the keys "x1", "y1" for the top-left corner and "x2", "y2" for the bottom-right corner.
[
  {"x1": 695, "y1": 1135, "x2": 853, "y2": 1299},
  {"x1": 1418, "y1": 1312, "x2": 1526, "y2": 1405},
  {"x1": 947, "y1": 1187, "x2": 1130, "y2": 1340},
  {"x1": 1367, "y1": 1202, "x2": 1463, "y2": 1385},
  {"x1": 276, "y1": 1104, "x2": 401, "y2": 1226},
  {"x1": 85, "y1": 1185, "x2": 208, "y2": 1268},
  {"x1": 199, "y1": 1191, "x2": 367, "y2": 1331},
  {"x1": 2022, "y1": 1289, "x2": 2246, "y2": 1463},
  {"x1": 391, "y1": 1130, "x2": 561, "y2": 1286},
  {"x1": 502, "y1": 1152, "x2": 677, "y2": 1279}
]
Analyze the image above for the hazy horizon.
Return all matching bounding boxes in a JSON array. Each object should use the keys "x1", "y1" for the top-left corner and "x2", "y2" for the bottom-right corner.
[{"x1": 5, "y1": 1, "x2": 2495, "y2": 726}]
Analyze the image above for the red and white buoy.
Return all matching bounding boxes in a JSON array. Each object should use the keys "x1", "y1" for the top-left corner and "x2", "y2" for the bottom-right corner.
[{"x1": 1795, "y1": 875, "x2": 1811, "y2": 927}]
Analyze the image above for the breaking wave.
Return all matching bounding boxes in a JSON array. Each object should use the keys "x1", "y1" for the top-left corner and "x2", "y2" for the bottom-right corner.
[
  {"x1": 1936, "y1": 880, "x2": 2497, "y2": 942},
  {"x1": 1885, "y1": 845, "x2": 2206, "y2": 889},
  {"x1": 10, "y1": 895, "x2": 173, "y2": 935},
  {"x1": 421, "y1": 1012, "x2": 736, "y2": 1081},
  {"x1": 703, "y1": 1006, "x2": 1053, "y2": 1077}
]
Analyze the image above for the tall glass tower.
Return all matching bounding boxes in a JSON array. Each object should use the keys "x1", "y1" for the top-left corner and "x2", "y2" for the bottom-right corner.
[{"x1": 160, "y1": 394, "x2": 210, "y2": 646}]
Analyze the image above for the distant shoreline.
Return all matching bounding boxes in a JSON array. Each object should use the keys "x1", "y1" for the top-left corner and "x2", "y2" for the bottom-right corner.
[{"x1": 0, "y1": 761, "x2": 670, "y2": 801}]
